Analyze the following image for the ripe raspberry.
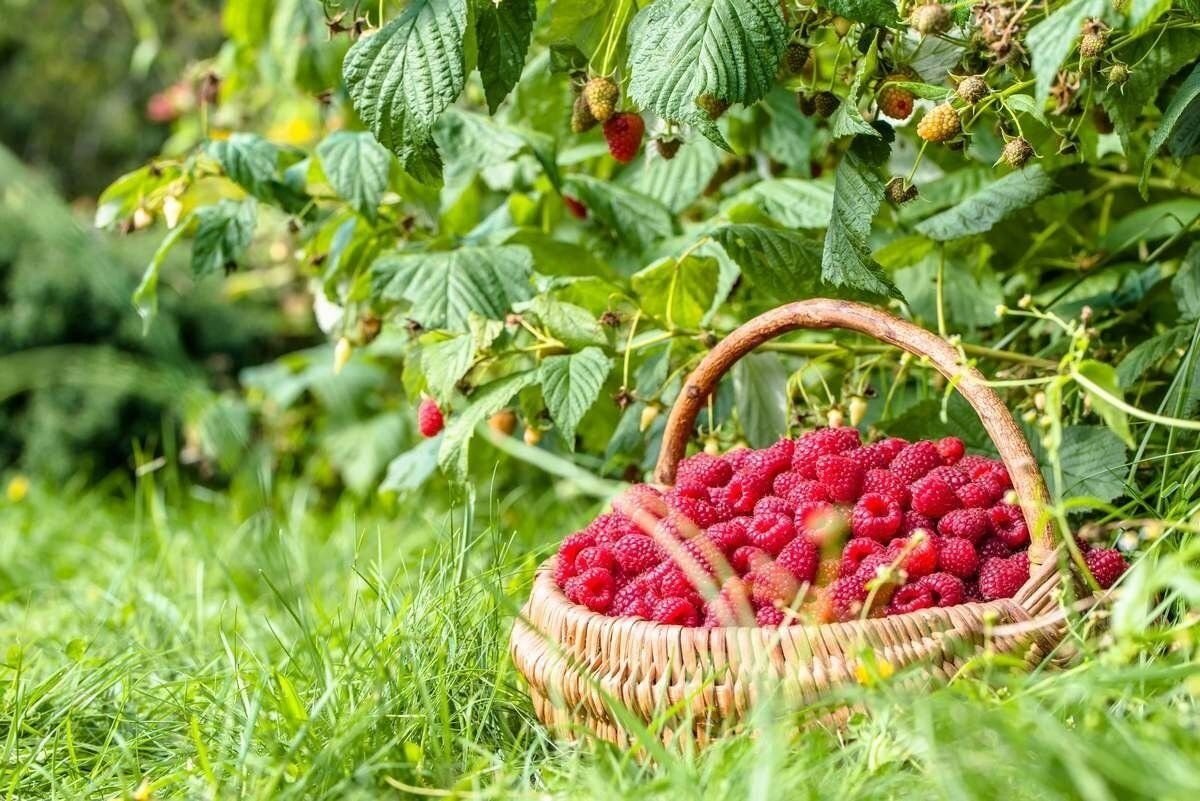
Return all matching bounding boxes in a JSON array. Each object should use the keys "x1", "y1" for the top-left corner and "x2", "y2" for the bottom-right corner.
[
  {"x1": 654, "y1": 136, "x2": 681, "y2": 160},
  {"x1": 936, "y1": 536, "x2": 979, "y2": 578},
  {"x1": 582, "y1": 76, "x2": 619, "y2": 122},
  {"x1": 747, "y1": 512, "x2": 795, "y2": 555},
  {"x1": 748, "y1": 561, "x2": 800, "y2": 607},
  {"x1": 849, "y1": 442, "x2": 896, "y2": 471},
  {"x1": 561, "y1": 194, "x2": 588, "y2": 222},
  {"x1": 556, "y1": 530, "x2": 596, "y2": 581},
  {"x1": 783, "y1": 482, "x2": 830, "y2": 509},
  {"x1": 417, "y1": 398, "x2": 444, "y2": 437},
  {"x1": 935, "y1": 437, "x2": 966, "y2": 464},
  {"x1": 796, "y1": 502, "x2": 848, "y2": 546},
  {"x1": 822, "y1": 576, "x2": 869, "y2": 622},
  {"x1": 963, "y1": 580, "x2": 983, "y2": 602},
  {"x1": 927, "y1": 465, "x2": 968, "y2": 490},
  {"x1": 956, "y1": 75, "x2": 989, "y2": 105},
  {"x1": 707, "y1": 519, "x2": 749, "y2": 553},
  {"x1": 723, "y1": 447, "x2": 755, "y2": 471},
  {"x1": 657, "y1": 565, "x2": 694, "y2": 598},
  {"x1": 603, "y1": 112, "x2": 644, "y2": 163},
  {"x1": 1084, "y1": 548, "x2": 1127, "y2": 589},
  {"x1": 916, "y1": 572, "x2": 965, "y2": 606},
  {"x1": 911, "y1": 476, "x2": 961, "y2": 518},
  {"x1": 611, "y1": 574, "x2": 656, "y2": 616},
  {"x1": 755, "y1": 604, "x2": 786, "y2": 627},
  {"x1": 902, "y1": 510, "x2": 935, "y2": 537},
  {"x1": 812, "y1": 90, "x2": 840, "y2": 118},
  {"x1": 731, "y1": 545, "x2": 771, "y2": 574},
  {"x1": 978, "y1": 555, "x2": 1029, "y2": 600},
  {"x1": 978, "y1": 537, "x2": 1012, "y2": 561},
  {"x1": 613, "y1": 534, "x2": 663, "y2": 576},
  {"x1": 714, "y1": 472, "x2": 771, "y2": 516},
  {"x1": 753, "y1": 496, "x2": 793, "y2": 517},
  {"x1": 793, "y1": 427, "x2": 860, "y2": 475},
  {"x1": 910, "y1": 3, "x2": 951, "y2": 35},
  {"x1": 782, "y1": 41, "x2": 809, "y2": 75},
  {"x1": 876, "y1": 437, "x2": 909, "y2": 463},
  {"x1": 1000, "y1": 137, "x2": 1034, "y2": 168},
  {"x1": 651, "y1": 596, "x2": 699, "y2": 626},
  {"x1": 575, "y1": 545, "x2": 617, "y2": 573},
  {"x1": 570, "y1": 93, "x2": 597, "y2": 133},
  {"x1": 878, "y1": 75, "x2": 915, "y2": 120},
  {"x1": 773, "y1": 470, "x2": 814, "y2": 499},
  {"x1": 815, "y1": 454, "x2": 864, "y2": 503},
  {"x1": 889, "y1": 441, "x2": 943, "y2": 483},
  {"x1": 937, "y1": 508, "x2": 990, "y2": 544},
  {"x1": 747, "y1": 442, "x2": 795, "y2": 481},
  {"x1": 884, "y1": 176, "x2": 919, "y2": 205},
  {"x1": 862, "y1": 469, "x2": 910, "y2": 507},
  {"x1": 957, "y1": 454, "x2": 991, "y2": 473},
  {"x1": 666, "y1": 493, "x2": 721, "y2": 529},
  {"x1": 676, "y1": 452, "x2": 733, "y2": 492},
  {"x1": 564, "y1": 567, "x2": 616, "y2": 612},
  {"x1": 796, "y1": 91, "x2": 818, "y2": 116},
  {"x1": 988, "y1": 504, "x2": 1030, "y2": 549},
  {"x1": 890, "y1": 534, "x2": 938, "y2": 578},
  {"x1": 916, "y1": 103, "x2": 960, "y2": 143},
  {"x1": 777, "y1": 537, "x2": 819, "y2": 584},
  {"x1": 707, "y1": 576, "x2": 754, "y2": 626},
  {"x1": 695, "y1": 93, "x2": 730, "y2": 120},
  {"x1": 840, "y1": 538, "x2": 885, "y2": 578},
  {"x1": 586, "y1": 512, "x2": 641, "y2": 545},
  {"x1": 956, "y1": 482, "x2": 993, "y2": 509},
  {"x1": 851, "y1": 493, "x2": 903, "y2": 542},
  {"x1": 887, "y1": 583, "x2": 934, "y2": 615}
]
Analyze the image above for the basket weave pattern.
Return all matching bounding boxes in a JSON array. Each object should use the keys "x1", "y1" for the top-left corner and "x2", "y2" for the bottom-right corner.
[{"x1": 510, "y1": 299, "x2": 1068, "y2": 745}]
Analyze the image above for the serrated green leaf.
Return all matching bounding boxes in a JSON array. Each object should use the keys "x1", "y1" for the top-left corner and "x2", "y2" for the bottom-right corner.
[
  {"x1": 1174, "y1": 243, "x2": 1200, "y2": 322},
  {"x1": 1102, "y1": 28, "x2": 1200, "y2": 151},
  {"x1": 721, "y1": 179, "x2": 835, "y2": 229},
  {"x1": 1077, "y1": 360, "x2": 1134, "y2": 447},
  {"x1": 206, "y1": 133, "x2": 281, "y2": 196},
  {"x1": 626, "y1": 0, "x2": 788, "y2": 149},
  {"x1": 323, "y1": 413, "x2": 408, "y2": 494},
  {"x1": 1141, "y1": 63, "x2": 1200, "y2": 191},
  {"x1": 821, "y1": 0, "x2": 898, "y2": 26},
  {"x1": 822, "y1": 148, "x2": 900, "y2": 298},
  {"x1": 1101, "y1": 200, "x2": 1200, "y2": 254},
  {"x1": 1117, "y1": 325, "x2": 1191, "y2": 386},
  {"x1": 539, "y1": 347, "x2": 611, "y2": 447},
  {"x1": 342, "y1": 0, "x2": 468, "y2": 177},
  {"x1": 440, "y1": 371, "x2": 539, "y2": 478},
  {"x1": 421, "y1": 335, "x2": 475, "y2": 402},
  {"x1": 524, "y1": 296, "x2": 608, "y2": 349},
  {"x1": 562, "y1": 175, "x2": 675, "y2": 251},
  {"x1": 371, "y1": 245, "x2": 533, "y2": 329},
  {"x1": 1050, "y1": 425, "x2": 1128, "y2": 502},
  {"x1": 712, "y1": 224, "x2": 824, "y2": 301},
  {"x1": 475, "y1": 0, "x2": 535, "y2": 113},
  {"x1": 1027, "y1": 0, "x2": 1105, "y2": 106},
  {"x1": 761, "y1": 86, "x2": 816, "y2": 169},
  {"x1": 192, "y1": 199, "x2": 256, "y2": 277},
  {"x1": 915, "y1": 166, "x2": 1054, "y2": 241},
  {"x1": 546, "y1": 0, "x2": 636, "y2": 70},
  {"x1": 316, "y1": 131, "x2": 392, "y2": 220},
  {"x1": 623, "y1": 137, "x2": 724, "y2": 214},
  {"x1": 1004, "y1": 93, "x2": 1048, "y2": 124},
  {"x1": 380, "y1": 436, "x2": 442, "y2": 494},
  {"x1": 631, "y1": 255, "x2": 719, "y2": 330},
  {"x1": 733, "y1": 352, "x2": 788, "y2": 447}
]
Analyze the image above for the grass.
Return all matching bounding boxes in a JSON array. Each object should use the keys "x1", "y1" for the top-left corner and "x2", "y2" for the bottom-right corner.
[{"x1": 2, "y1": 465, "x2": 1200, "y2": 801}]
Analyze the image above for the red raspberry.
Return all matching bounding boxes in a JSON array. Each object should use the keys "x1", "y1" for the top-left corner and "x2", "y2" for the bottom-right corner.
[
  {"x1": 916, "y1": 572, "x2": 965, "y2": 606},
  {"x1": 706, "y1": 576, "x2": 754, "y2": 626},
  {"x1": 417, "y1": 398, "x2": 444, "y2": 437},
  {"x1": 714, "y1": 472, "x2": 771, "y2": 516},
  {"x1": 847, "y1": 442, "x2": 897, "y2": 470},
  {"x1": 911, "y1": 475, "x2": 961, "y2": 518},
  {"x1": 887, "y1": 583, "x2": 934, "y2": 615},
  {"x1": 651, "y1": 596, "x2": 699, "y2": 626},
  {"x1": 755, "y1": 605, "x2": 786, "y2": 626},
  {"x1": 666, "y1": 492, "x2": 721, "y2": 529},
  {"x1": 753, "y1": 496, "x2": 793, "y2": 517},
  {"x1": 795, "y1": 502, "x2": 849, "y2": 546},
  {"x1": 963, "y1": 580, "x2": 983, "y2": 602},
  {"x1": 902, "y1": 510, "x2": 935, "y2": 536},
  {"x1": 603, "y1": 112, "x2": 644, "y2": 163},
  {"x1": 723, "y1": 447, "x2": 754, "y2": 471},
  {"x1": 707, "y1": 519, "x2": 749, "y2": 553},
  {"x1": 840, "y1": 538, "x2": 885, "y2": 578},
  {"x1": 937, "y1": 508, "x2": 990, "y2": 543},
  {"x1": 890, "y1": 534, "x2": 938, "y2": 578},
  {"x1": 562, "y1": 195, "x2": 588, "y2": 220},
  {"x1": 746, "y1": 512, "x2": 795, "y2": 555},
  {"x1": 564, "y1": 567, "x2": 616, "y2": 612},
  {"x1": 657, "y1": 565, "x2": 694, "y2": 598},
  {"x1": 978, "y1": 537, "x2": 1012, "y2": 561},
  {"x1": 782, "y1": 480, "x2": 829, "y2": 507},
  {"x1": 750, "y1": 439, "x2": 796, "y2": 478},
  {"x1": 937, "y1": 536, "x2": 979, "y2": 578},
  {"x1": 612, "y1": 485, "x2": 667, "y2": 521},
  {"x1": 956, "y1": 482, "x2": 993, "y2": 508},
  {"x1": 792, "y1": 427, "x2": 860, "y2": 477},
  {"x1": 815, "y1": 454, "x2": 864, "y2": 503},
  {"x1": 731, "y1": 545, "x2": 771, "y2": 574},
  {"x1": 748, "y1": 561, "x2": 800, "y2": 607},
  {"x1": 851, "y1": 493, "x2": 903, "y2": 542},
  {"x1": 927, "y1": 465, "x2": 969, "y2": 489},
  {"x1": 935, "y1": 437, "x2": 965, "y2": 464},
  {"x1": 822, "y1": 575, "x2": 869, "y2": 622},
  {"x1": 957, "y1": 454, "x2": 992, "y2": 474},
  {"x1": 856, "y1": 552, "x2": 898, "y2": 586},
  {"x1": 862, "y1": 469, "x2": 910, "y2": 506},
  {"x1": 889, "y1": 440, "x2": 943, "y2": 482},
  {"x1": 556, "y1": 531, "x2": 596, "y2": 584},
  {"x1": 611, "y1": 574, "x2": 657, "y2": 616},
  {"x1": 613, "y1": 534, "x2": 663, "y2": 576},
  {"x1": 586, "y1": 513, "x2": 641, "y2": 544},
  {"x1": 575, "y1": 545, "x2": 617, "y2": 573},
  {"x1": 1084, "y1": 548, "x2": 1128, "y2": 589},
  {"x1": 777, "y1": 537, "x2": 819, "y2": 583},
  {"x1": 988, "y1": 504, "x2": 1030, "y2": 549},
  {"x1": 875, "y1": 437, "x2": 908, "y2": 463},
  {"x1": 978, "y1": 555, "x2": 1029, "y2": 600},
  {"x1": 772, "y1": 470, "x2": 810, "y2": 498},
  {"x1": 678, "y1": 536, "x2": 720, "y2": 578},
  {"x1": 675, "y1": 452, "x2": 733, "y2": 492}
]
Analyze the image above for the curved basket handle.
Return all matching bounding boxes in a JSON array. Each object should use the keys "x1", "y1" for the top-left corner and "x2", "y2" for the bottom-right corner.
[{"x1": 653, "y1": 299, "x2": 1052, "y2": 552}]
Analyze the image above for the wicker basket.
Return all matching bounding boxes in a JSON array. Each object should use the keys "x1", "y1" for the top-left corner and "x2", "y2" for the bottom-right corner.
[{"x1": 510, "y1": 299, "x2": 1069, "y2": 745}]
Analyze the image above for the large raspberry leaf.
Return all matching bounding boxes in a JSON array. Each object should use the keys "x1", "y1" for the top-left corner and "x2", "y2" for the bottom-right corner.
[
  {"x1": 1027, "y1": 0, "x2": 1106, "y2": 106},
  {"x1": 539, "y1": 347, "x2": 612, "y2": 449},
  {"x1": 439, "y1": 371, "x2": 540, "y2": 479},
  {"x1": 822, "y1": 147, "x2": 903, "y2": 300},
  {"x1": 315, "y1": 132, "x2": 393, "y2": 222},
  {"x1": 475, "y1": 0, "x2": 536, "y2": 114},
  {"x1": 626, "y1": 0, "x2": 788, "y2": 149},
  {"x1": 914, "y1": 166, "x2": 1055, "y2": 241}
]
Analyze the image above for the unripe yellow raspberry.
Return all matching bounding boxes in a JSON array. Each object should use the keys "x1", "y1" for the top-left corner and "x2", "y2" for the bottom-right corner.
[{"x1": 916, "y1": 103, "x2": 961, "y2": 143}]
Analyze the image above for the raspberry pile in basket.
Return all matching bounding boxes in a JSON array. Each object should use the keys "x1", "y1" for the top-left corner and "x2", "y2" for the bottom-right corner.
[{"x1": 553, "y1": 428, "x2": 1128, "y2": 627}]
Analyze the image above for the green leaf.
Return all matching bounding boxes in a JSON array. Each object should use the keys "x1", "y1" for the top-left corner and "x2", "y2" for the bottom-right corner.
[
  {"x1": 342, "y1": 0, "x2": 469, "y2": 176},
  {"x1": 733, "y1": 352, "x2": 789, "y2": 447},
  {"x1": 133, "y1": 222, "x2": 189, "y2": 331},
  {"x1": 380, "y1": 436, "x2": 442, "y2": 495},
  {"x1": 880, "y1": 395, "x2": 994, "y2": 456},
  {"x1": 562, "y1": 175, "x2": 676, "y2": 251},
  {"x1": 207, "y1": 133, "x2": 280, "y2": 196},
  {"x1": 1077, "y1": 360, "x2": 1134, "y2": 447},
  {"x1": 539, "y1": 347, "x2": 611, "y2": 448},
  {"x1": 712, "y1": 224, "x2": 824, "y2": 301},
  {"x1": 1004, "y1": 93, "x2": 1048, "y2": 124},
  {"x1": 632, "y1": 255, "x2": 720, "y2": 330},
  {"x1": 421, "y1": 335, "x2": 475, "y2": 402},
  {"x1": 323, "y1": 413, "x2": 408, "y2": 494},
  {"x1": 316, "y1": 131, "x2": 392, "y2": 220},
  {"x1": 1174, "y1": 243, "x2": 1200, "y2": 322},
  {"x1": 1027, "y1": 0, "x2": 1105, "y2": 106},
  {"x1": 439, "y1": 371, "x2": 539, "y2": 478},
  {"x1": 626, "y1": 0, "x2": 788, "y2": 148},
  {"x1": 1051, "y1": 425, "x2": 1128, "y2": 502},
  {"x1": 914, "y1": 166, "x2": 1055, "y2": 241},
  {"x1": 822, "y1": 148, "x2": 901, "y2": 299},
  {"x1": 623, "y1": 137, "x2": 724, "y2": 214},
  {"x1": 721, "y1": 179, "x2": 835, "y2": 229},
  {"x1": 524, "y1": 296, "x2": 608, "y2": 349},
  {"x1": 191, "y1": 199, "x2": 256, "y2": 277},
  {"x1": 1141, "y1": 63, "x2": 1200, "y2": 191},
  {"x1": 1102, "y1": 28, "x2": 1200, "y2": 149},
  {"x1": 1101, "y1": 200, "x2": 1200, "y2": 254},
  {"x1": 821, "y1": 0, "x2": 898, "y2": 26},
  {"x1": 546, "y1": 0, "x2": 636, "y2": 69},
  {"x1": 371, "y1": 245, "x2": 533, "y2": 329},
  {"x1": 760, "y1": 87, "x2": 816, "y2": 170},
  {"x1": 475, "y1": 0, "x2": 535, "y2": 113},
  {"x1": 1117, "y1": 325, "x2": 1191, "y2": 386}
]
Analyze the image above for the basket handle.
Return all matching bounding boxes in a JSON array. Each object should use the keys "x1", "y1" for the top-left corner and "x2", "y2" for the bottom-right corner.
[{"x1": 653, "y1": 299, "x2": 1052, "y2": 551}]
